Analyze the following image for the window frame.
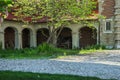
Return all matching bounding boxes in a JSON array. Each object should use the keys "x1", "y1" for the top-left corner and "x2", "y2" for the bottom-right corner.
[
  {"x1": 103, "y1": 19, "x2": 113, "y2": 33},
  {"x1": 105, "y1": 21, "x2": 111, "y2": 31}
]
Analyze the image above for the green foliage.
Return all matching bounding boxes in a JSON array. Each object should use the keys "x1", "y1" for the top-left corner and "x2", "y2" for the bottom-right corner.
[
  {"x1": 0, "y1": 0, "x2": 12, "y2": 12},
  {"x1": 0, "y1": 0, "x2": 13, "y2": 19},
  {"x1": 0, "y1": 43, "x2": 64, "y2": 58},
  {"x1": 0, "y1": 71, "x2": 106, "y2": 80},
  {"x1": 84, "y1": 45, "x2": 106, "y2": 50},
  {"x1": 0, "y1": 44, "x2": 105, "y2": 59},
  {"x1": 0, "y1": 0, "x2": 12, "y2": 6},
  {"x1": 37, "y1": 43, "x2": 55, "y2": 53},
  {"x1": 37, "y1": 43, "x2": 62, "y2": 54},
  {"x1": 0, "y1": 42, "x2": 2, "y2": 50},
  {"x1": 0, "y1": 48, "x2": 38, "y2": 58},
  {"x1": 13, "y1": 0, "x2": 97, "y2": 45},
  {"x1": 79, "y1": 45, "x2": 106, "y2": 54},
  {"x1": 13, "y1": 0, "x2": 96, "y2": 25}
]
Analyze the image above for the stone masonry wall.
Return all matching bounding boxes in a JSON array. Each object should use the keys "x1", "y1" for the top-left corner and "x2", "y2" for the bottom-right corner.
[
  {"x1": 114, "y1": 0, "x2": 120, "y2": 48},
  {"x1": 100, "y1": 0, "x2": 115, "y2": 48},
  {"x1": 101, "y1": 0, "x2": 115, "y2": 18}
]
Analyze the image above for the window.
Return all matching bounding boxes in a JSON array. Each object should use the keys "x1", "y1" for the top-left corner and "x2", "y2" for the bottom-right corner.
[
  {"x1": 106, "y1": 21, "x2": 111, "y2": 31},
  {"x1": 103, "y1": 19, "x2": 113, "y2": 33}
]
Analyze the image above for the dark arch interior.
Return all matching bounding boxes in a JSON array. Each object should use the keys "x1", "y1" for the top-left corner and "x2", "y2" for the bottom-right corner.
[
  {"x1": 22, "y1": 28, "x2": 30, "y2": 48},
  {"x1": 57, "y1": 27, "x2": 72, "y2": 49},
  {"x1": 79, "y1": 27, "x2": 97, "y2": 48},
  {"x1": 4, "y1": 27, "x2": 15, "y2": 49},
  {"x1": 37, "y1": 28, "x2": 49, "y2": 46}
]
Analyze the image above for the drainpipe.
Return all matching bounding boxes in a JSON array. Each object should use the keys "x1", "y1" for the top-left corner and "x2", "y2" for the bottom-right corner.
[{"x1": 98, "y1": 20, "x2": 101, "y2": 45}]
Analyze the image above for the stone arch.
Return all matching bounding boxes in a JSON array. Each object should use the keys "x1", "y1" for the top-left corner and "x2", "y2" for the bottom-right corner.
[
  {"x1": 79, "y1": 26, "x2": 97, "y2": 48},
  {"x1": 4, "y1": 27, "x2": 18, "y2": 49},
  {"x1": 57, "y1": 27, "x2": 72, "y2": 49},
  {"x1": 22, "y1": 28, "x2": 33, "y2": 48},
  {"x1": 36, "y1": 28, "x2": 49, "y2": 46}
]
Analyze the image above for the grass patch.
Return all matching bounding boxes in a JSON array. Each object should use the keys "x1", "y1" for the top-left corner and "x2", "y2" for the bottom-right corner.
[
  {"x1": 79, "y1": 45, "x2": 106, "y2": 54},
  {"x1": 79, "y1": 49, "x2": 98, "y2": 54},
  {"x1": 0, "y1": 71, "x2": 111, "y2": 80},
  {"x1": 0, "y1": 43, "x2": 105, "y2": 59}
]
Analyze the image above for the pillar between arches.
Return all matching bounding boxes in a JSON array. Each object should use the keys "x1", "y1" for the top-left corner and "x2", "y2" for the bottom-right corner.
[
  {"x1": 72, "y1": 31, "x2": 79, "y2": 49},
  {"x1": 31, "y1": 31, "x2": 37, "y2": 48},
  {"x1": 16, "y1": 32, "x2": 22, "y2": 49},
  {"x1": 0, "y1": 31, "x2": 4, "y2": 49}
]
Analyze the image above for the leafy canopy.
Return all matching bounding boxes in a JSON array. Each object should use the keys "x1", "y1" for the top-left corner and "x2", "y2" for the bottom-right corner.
[
  {"x1": 13, "y1": 0, "x2": 96, "y2": 27},
  {"x1": 0, "y1": 0, "x2": 12, "y2": 18}
]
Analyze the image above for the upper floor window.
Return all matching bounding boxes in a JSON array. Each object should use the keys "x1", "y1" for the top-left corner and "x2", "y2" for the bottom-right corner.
[
  {"x1": 105, "y1": 21, "x2": 111, "y2": 31},
  {"x1": 103, "y1": 19, "x2": 113, "y2": 33}
]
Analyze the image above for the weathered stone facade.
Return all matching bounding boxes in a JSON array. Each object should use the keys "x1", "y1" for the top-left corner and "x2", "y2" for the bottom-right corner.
[
  {"x1": 99, "y1": 0, "x2": 120, "y2": 48},
  {"x1": 0, "y1": 0, "x2": 120, "y2": 49},
  {"x1": 0, "y1": 20, "x2": 99, "y2": 49}
]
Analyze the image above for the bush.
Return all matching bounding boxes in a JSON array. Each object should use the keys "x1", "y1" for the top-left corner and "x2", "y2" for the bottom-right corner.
[
  {"x1": 37, "y1": 43, "x2": 62, "y2": 54},
  {"x1": 84, "y1": 45, "x2": 106, "y2": 50}
]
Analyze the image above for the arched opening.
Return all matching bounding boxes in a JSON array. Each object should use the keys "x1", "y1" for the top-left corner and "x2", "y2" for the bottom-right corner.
[
  {"x1": 79, "y1": 27, "x2": 97, "y2": 48},
  {"x1": 57, "y1": 27, "x2": 72, "y2": 49},
  {"x1": 4, "y1": 27, "x2": 16, "y2": 49},
  {"x1": 22, "y1": 28, "x2": 31, "y2": 48},
  {"x1": 37, "y1": 28, "x2": 49, "y2": 46}
]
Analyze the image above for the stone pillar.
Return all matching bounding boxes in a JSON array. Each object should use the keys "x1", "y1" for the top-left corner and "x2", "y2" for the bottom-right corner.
[
  {"x1": 17, "y1": 32, "x2": 22, "y2": 49},
  {"x1": 98, "y1": 0, "x2": 104, "y2": 14},
  {"x1": 114, "y1": 0, "x2": 120, "y2": 48},
  {"x1": 31, "y1": 31, "x2": 37, "y2": 47},
  {"x1": 0, "y1": 18, "x2": 4, "y2": 49},
  {"x1": 0, "y1": 31, "x2": 4, "y2": 49},
  {"x1": 72, "y1": 31, "x2": 79, "y2": 49}
]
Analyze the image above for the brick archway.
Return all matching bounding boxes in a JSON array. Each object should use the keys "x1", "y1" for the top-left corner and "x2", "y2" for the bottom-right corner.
[
  {"x1": 4, "y1": 27, "x2": 16, "y2": 49},
  {"x1": 57, "y1": 27, "x2": 72, "y2": 49},
  {"x1": 79, "y1": 27, "x2": 97, "y2": 48},
  {"x1": 22, "y1": 28, "x2": 31, "y2": 48},
  {"x1": 37, "y1": 28, "x2": 49, "y2": 46}
]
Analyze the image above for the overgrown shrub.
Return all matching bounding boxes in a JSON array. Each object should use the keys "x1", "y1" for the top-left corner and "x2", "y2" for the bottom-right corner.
[
  {"x1": 0, "y1": 43, "x2": 106, "y2": 58},
  {"x1": 37, "y1": 43, "x2": 62, "y2": 54},
  {"x1": 84, "y1": 45, "x2": 106, "y2": 50}
]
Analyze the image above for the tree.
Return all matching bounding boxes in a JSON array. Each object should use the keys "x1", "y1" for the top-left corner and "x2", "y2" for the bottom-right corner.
[
  {"x1": 0, "y1": 0, "x2": 12, "y2": 23},
  {"x1": 13, "y1": 0, "x2": 97, "y2": 46}
]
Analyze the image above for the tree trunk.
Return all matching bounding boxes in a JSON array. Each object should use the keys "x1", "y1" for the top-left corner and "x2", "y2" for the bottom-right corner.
[
  {"x1": 47, "y1": 32, "x2": 57, "y2": 46},
  {"x1": 46, "y1": 25, "x2": 64, "y2": 47},
  {"x1": 47, "y1": 26, "x2": 57, "y2": 46}
]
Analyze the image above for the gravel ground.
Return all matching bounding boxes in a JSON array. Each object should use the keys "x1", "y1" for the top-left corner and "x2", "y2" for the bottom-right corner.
[{"x1": 0, "y1": 50, "x2": 120, "y2": 80}]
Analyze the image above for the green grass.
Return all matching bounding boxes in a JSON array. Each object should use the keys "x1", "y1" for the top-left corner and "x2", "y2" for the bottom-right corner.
[
  {"x1": 0, "y1": 43, "x2": 105, "y2": 59},
  {"x1": 0, "y1": 71, "x2": 111, "y2": 80},
  {"x1": 0, "y1": 48, "x2": 101, "y2": 59},
  {"x1": 79, "y1": 49, "x2": 99, "y2": 54}
]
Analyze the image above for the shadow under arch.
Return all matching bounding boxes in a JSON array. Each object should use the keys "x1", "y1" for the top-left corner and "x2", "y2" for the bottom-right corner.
[
  {"x1": 36, "y1": 28, "x2": 49, "y2": 46},
  {"x1": 22, "y1": 28, "x2": 33, "y2": 48},
  {"x1": 4, "y1": 27, "x2": 18, "y2": 49},
  {"x1": 79, "y1": 26, "x2": 97, "y2": 48},
  {"x1": 57, "y1": 27, "x2": 72, "y2": 49}
]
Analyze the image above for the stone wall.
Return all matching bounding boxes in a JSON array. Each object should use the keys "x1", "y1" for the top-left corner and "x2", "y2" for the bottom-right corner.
[
  {"x1": 99, "y1": 0, "x2": 116, "y2": 48},
  {"x1": 114, "y1": 0, "x2": 120, "y2": 48},
  {"x1": 101, "y1": 0, "x2": 115, "y2": 18}
]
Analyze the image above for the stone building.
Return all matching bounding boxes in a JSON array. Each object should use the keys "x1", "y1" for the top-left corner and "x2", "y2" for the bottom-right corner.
[{"x1": 0, "y1": 0, "x2": 120, "y2": 49}]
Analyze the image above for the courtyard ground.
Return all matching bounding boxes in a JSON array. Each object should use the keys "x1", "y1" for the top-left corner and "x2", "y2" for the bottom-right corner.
[{"x1": 0, "y1": 50, "x2": 120, "y2": 80}]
